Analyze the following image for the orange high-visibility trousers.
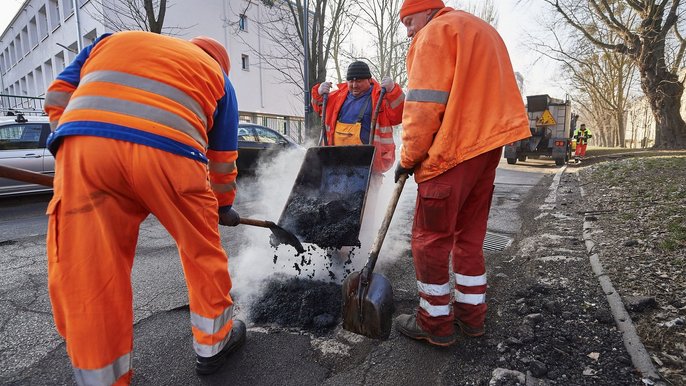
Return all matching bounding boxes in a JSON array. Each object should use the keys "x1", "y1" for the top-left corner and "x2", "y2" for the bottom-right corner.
[
  {"x1": 575, "y1": 143, "x2": 587, "y2": 157},
  {"x1": 47, "y1": 136, "x2": 234, "y2": 385}
]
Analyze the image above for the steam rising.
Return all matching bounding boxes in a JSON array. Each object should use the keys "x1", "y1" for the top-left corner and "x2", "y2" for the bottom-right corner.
[{"x1": 229, "y1": 135, "x2": 414, "y2": 322}]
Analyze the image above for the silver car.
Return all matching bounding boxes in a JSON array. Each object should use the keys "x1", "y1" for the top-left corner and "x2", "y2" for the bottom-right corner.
[{"x1": 0, "y1": 114, "x2": 54, "y2": 196}]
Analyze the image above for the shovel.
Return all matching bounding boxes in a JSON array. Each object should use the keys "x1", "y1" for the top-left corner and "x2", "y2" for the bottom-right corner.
[
  {"x1": 0, "y1": 164, "x2": 304, "y2": 254},
  {"x1": 342, "y1": 173, "x2": 408, "y2": 339}
]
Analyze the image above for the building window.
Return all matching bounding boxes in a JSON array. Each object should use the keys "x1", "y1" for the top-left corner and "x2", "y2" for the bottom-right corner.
[
  {"x1": 63, "y1": 0, "x2": 74, "y2": 18},
  {"x1": 38, "y1": 6, "x2": 49, "y2": 38},
  {"x1": 239, "y1": 14, "x2": 248, "y2": 31},
  {"x1": 44, "y1": 59, "x2": 54, "y2": 85},
  {"x1": 21, "y1": 27, "x2": 30, "y2": 54},
  {"x1": 241, "y1": 54, "x2": 249, "y2": 71},
  {"x1": 48, "y1": 0, "x2": 61, "y2": 30},
  {"x1": 54, "y1": 51, "x2": 65, "y2": 73},
  {"x1": 29, "y1": 17, "x2": 38, "y2": 47},
  {"x1": 35, "y1": 66, "x2": 45, "y2": 96},
  {"x1": 83, "y1": 29, "x2": 98, "y2": 46}
]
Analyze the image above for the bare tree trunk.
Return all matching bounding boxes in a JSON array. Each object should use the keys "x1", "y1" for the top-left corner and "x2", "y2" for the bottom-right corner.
[{"x1": 640, "y1": 69, "x2": 686, "y2": 148}]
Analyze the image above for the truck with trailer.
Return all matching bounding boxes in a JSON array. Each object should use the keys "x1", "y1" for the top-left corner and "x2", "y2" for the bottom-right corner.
[{"x1": 504, "y1": 94, "x2": 575, "y2": 166}]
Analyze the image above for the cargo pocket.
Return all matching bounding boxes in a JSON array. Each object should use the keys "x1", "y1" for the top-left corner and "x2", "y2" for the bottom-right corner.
[
  {"x1": 416, "y1": 183, "x2": 452, "y2": 233},
  {"x1": 46, "y1": 195, "x2": 61, "y2": 263}
]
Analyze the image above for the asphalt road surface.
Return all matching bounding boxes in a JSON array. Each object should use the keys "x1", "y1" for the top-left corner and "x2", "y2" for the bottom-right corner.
[{"x1": 0, "y1": 158, "x2": 557, "y2": 385}]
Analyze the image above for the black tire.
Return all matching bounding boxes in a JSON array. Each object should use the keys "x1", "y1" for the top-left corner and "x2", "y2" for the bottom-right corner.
[
  {"x1": 555, "y1": 158, "x2": 565, "y2": 166},
  {"x1": 517, "y1": 156, "x2": 527, "y2": 162},
  {"x1": 507, "y1": 158, "x2": 517, "y2": 165}
]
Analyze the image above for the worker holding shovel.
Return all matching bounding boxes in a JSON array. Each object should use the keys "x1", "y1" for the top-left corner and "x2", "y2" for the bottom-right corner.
[
  {"x1": 311, "y1": 61, "x2": 405, "y2": 251},
  {"x1": 43, "y1": 32, "x2": 245, "y2": 384},
  {"x1": 395, "y1": 0, "x2": 531, "y2": 346}
]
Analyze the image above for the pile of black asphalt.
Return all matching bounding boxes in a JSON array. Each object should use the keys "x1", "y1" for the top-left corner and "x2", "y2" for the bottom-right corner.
[
  {"x1": 279, "y1": 190, "x2": 365, "y2": 249},
  {"x1": 250, "y1": 275, "x2": 342, "y2": 332}
]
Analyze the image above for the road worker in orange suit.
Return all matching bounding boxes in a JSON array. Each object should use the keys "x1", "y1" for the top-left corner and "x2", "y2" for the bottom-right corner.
[
  {"x1": 311, "y1": 61, "x2": 405, "y2": 247},
  {"x1": 395, "y1": 0, "x2": 531, "y2": 346},
  {"x1": 43, "y1": 31, "x2": 245, "y2": 384}
]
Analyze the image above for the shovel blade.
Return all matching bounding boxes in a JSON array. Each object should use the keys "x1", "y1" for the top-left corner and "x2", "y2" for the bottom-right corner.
[{"x1": 341, "y1": 271, "x2": 395, "y2": 340}]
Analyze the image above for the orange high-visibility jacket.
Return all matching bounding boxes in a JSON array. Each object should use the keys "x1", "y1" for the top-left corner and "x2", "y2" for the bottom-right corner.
[
  {"x1": 401, "y1": 8, "x2": 531, "y2": 182},
  {"x1": 44, "y1": 31, "x2": 239, "y2": 207},
  {"x1": 311, "y1": 80, "x2": 405, "y2": 173}
]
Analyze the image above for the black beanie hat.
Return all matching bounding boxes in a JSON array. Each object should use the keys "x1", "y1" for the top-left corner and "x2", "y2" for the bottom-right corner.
[{"x1": 346, "y1": 61, "x2": 372, "y2": 80}]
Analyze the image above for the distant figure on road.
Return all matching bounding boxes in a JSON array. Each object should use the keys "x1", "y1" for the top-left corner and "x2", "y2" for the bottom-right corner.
[
  {"x1": 394, "y1": 0, "x2": 531, "y2": 346},
  {"x1": 574, "y1": 123, "x2": 593, "y2": 161},
  {"x1": 43, "y1": 31, "x2": 245, "y2": 384}
]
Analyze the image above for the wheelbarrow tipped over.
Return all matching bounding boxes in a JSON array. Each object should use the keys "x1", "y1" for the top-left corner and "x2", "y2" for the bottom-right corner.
[{"x1": 277, "y1": 145, "x2": 375, "y2": 249}]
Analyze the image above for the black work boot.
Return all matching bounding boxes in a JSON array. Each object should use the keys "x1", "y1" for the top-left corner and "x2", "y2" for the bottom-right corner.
[
  {"x1": 395, "y1": 314, "x2": 456, "y2": 347},
  {"x1": 195, "y1": 319, "x2": 247, "y2": 375},
  {"x1": 455, "y1": 318, "x2": 485, "y2": 337}
]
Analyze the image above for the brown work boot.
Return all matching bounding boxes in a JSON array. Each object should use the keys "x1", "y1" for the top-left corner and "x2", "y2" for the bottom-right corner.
[
  {"x1": 195, "y1": 319, "x2": 246, "y2": 375},
  {"x1": 455, "y1": 318, "x2": 485, "y2": 337},
  {"x1": 395, "y1": 314, "x2": 456, "y2": 347}
]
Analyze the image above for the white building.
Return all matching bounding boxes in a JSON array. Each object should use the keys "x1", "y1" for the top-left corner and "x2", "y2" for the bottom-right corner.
[{"x1": 0, "y1": 0, "x2": 305, "y2": 140}]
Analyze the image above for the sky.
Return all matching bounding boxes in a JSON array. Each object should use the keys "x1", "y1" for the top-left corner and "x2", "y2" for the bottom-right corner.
[{"x1": 0, "y1": 0, "x2": 566, "y2": 97}]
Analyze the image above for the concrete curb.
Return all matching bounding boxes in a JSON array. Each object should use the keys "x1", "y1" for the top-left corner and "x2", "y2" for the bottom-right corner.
[{"x1": 577, "y1": 179, "x2": 664, "y2": 385}]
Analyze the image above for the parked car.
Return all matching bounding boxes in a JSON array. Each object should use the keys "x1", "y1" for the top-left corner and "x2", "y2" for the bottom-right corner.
[
  {"x1": 0, "y1": 117, "x2": 301, "y2": 195},
  {"x1": 236, "y1": 123, "x2": 303, "y2": 175},
  {"x1": 0, "y1": 114, "x2": 54, "y2": 196}
]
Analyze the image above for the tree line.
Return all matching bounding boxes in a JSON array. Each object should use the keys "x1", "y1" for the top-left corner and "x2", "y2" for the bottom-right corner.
[{"x1": 87, "y1": 0, "x2": 686, "y2": 148}]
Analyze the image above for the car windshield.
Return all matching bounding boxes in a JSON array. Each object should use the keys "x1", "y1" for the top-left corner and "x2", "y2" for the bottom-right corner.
[
  {"x1": 254, "y1": 127, "x2": 283, "y2": 143},
  {"x1": 0, "y1": 124, "x2": 43, "y2": 150}
]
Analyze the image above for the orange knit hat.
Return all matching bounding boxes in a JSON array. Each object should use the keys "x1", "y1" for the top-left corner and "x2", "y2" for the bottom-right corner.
[
  {"x1": 190, "y1": 36, "x2": 231, "y2": 74},
  {"x1": 399, "y1": 0, "x2": 445, "y2": 20}
]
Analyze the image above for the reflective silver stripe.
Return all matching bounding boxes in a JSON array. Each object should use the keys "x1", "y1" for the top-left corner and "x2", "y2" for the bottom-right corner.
[
  {"x1": 406, "y1": 89, "x2": 449, "y2": 104},
  {"x1": 374, "y1": 137, "x2": 395, "y2": 145},
  {"x1": 455, "y1": 290, "x2": 486, "y2": 305},
  {"x1": 209, "y1": 160, "x2": 237, "y2": 174},
  {"x1": 50, "y1": 120, "x2": 59, "y2": 131},
  {"x1": 454, "y1": 273, "x2": 487, "y2": 287},
  {"x1": 81, "y1": 70, "x2": 207, "y2": 129},
  {"x1": 417, "y1": 280, "x2": 451, "y2": 296},
  {"x1": 194, "y1": 327, "x2": 233, "y2": 357},
  {"x1": 211, "y1": 181, "x2": 237, "y2": 193},
  {"x1": 191, "y1": 305, "x2": 234, "y2": 335},
  {"x1": 73, "y1": 352, "x2": 131, "y2": 386},
  {"x1": 389, "y1": 92, "x2": 405, "y2": 109},
  {"x1": 377, "y1": 125, "x2": 393, "y2": 134},
  {"x1": 45, "y1": 90, "x2": 72, "y2": 109},
  {"x1": 419, "y1": 298, "x2": 451, "y2": 317},
  {"x1": 65, "y1": 96, "x2": 207, "y2": 148}
]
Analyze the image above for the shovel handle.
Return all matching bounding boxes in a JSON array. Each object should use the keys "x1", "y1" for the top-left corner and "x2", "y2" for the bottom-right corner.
[
  {"x1": 320, "y1": 93, "x2": 329, "y2": 146},
  {"x1": 364, "y1": 173, "x2": 408, "y2": 275},
  {"x1": 0, "y1": 164, "x2": 54, "y2": 187},
  {"x1": 239, "y1": 217, "x2": 275, "y2": 228},
  {"x1": 368, "y1": 87, "x2": 387, "y2": 144}
]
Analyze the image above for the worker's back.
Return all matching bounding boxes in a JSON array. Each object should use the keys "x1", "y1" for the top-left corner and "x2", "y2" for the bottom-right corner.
[{"x1": 51, "y1": 31, "x2": 226, "y2": 153}]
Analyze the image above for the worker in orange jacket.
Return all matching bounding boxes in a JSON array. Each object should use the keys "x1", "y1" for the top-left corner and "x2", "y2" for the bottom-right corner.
[
  {"x1": 311, "y1": 61, "x2": 405, "y2": 249},
  {"x1": 43, "y1": 31, "x2": 244, "y2": 384},
  {"x1": 311, "y1": 61, "x2": 405, "y2": 174},
  {"x1": 395, "y1": 0, "x2": 531, "y2": 346}
]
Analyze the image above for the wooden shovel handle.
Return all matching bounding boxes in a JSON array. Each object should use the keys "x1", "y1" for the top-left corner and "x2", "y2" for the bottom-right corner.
[
  {"x1": 239, "y1": 217, "x2": 275, "y2": 228},
  {"x1": 0, "y1": 165, "x2": 53, "y2": 187}
]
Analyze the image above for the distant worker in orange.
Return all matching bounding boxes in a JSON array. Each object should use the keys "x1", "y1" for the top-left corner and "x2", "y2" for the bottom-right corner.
[
  {"x1": 573, "y1": 123, "x2": 593, "y2": 161},
  {"x1": 395, "y1": 0, "x2": 531, "y2": 346},
  {"x1": 44, "y1": 31, "x2": 245, "y2": 384}
]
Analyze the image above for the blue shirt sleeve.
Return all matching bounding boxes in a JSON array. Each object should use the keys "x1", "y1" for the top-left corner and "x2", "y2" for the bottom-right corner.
[
  {"x1": 208, "y1": 74, "x2": 239, "y2": 151},
  {"x1": 56, "y1": 33, "x2": 113, "y2": 86}
]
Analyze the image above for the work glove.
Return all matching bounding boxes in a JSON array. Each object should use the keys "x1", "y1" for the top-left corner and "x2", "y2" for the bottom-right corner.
[
  {"x1": 218, "y1": 206, "x2": 240, "y2": 227},
  {"x1": 318, "y1": 82, "x2": 332, "y2": 95},
  {"x1": 380, "y1": 76, "x2": 395, "y2": 93},
  {"x1": 394, "y1": 163, "x2": 414, "y2": 183}
]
